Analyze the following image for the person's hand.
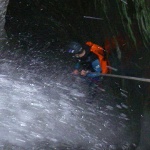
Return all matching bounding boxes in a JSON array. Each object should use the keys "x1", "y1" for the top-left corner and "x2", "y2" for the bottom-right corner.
[
  {"x1": 80, "y1": 70, "x2": 88, "y2": 76},
  {"x1": 72, "y1": 69, "x2": 79, "y2": 75}
]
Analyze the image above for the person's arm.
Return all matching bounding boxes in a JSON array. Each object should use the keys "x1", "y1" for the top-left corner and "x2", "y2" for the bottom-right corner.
[
  {"x1": 74, "y1": 62, "x2": 80, "y2": 69},
  {"x1": 72, "y1": 60, "x2": 81, "y2": 75},
  {"x1": 80, "y1": 69, "x2": 101, "y2": 77},
  {"x1": 80, "y1": 59, "x2": 101, "y2": 77},
  {"x1": 86, "y1": 71, "x2": 100, "y2": 78}
]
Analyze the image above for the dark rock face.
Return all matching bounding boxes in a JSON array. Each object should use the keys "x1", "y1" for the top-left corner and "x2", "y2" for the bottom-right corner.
[
  {"x1": 0, "y1": 0, "x2": 9, "y2": 36},
  {"x1": 0, "y1": 0, "x2": 9, "y2": 49},
  {"x1": 4, "y1": 1, "x2": 150, "y2": 66}
]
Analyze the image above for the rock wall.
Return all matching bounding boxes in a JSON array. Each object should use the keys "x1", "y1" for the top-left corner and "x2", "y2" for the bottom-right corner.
[
  {"x1": 0, "y1": 0, "x2": 9, "y2": 49},
  {"x1": 0, "y1": 0, "x2": 9, "y2": 36}
]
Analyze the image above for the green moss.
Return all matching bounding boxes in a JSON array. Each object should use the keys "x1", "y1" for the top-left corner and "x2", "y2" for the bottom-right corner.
[
  {"x1": 122, "y1": 4, "x2": 137, "y2": 47},
  {"x1": 135, "y1": 0, "x2": 150, "y2": 49}
]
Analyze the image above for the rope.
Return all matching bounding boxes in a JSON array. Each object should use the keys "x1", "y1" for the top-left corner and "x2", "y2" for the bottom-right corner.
[{"x1": 100, "y1": 73, "x2": 150, "y2": 83}]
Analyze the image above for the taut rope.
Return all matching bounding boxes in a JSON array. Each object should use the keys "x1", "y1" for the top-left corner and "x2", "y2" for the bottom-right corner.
[{"x1": 101, "y1": 74, "x2": 150, "y2": 83}]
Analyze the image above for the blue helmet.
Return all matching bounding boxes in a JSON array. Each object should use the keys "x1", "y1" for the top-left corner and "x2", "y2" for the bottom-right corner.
[{"x1": 67, "y1": 42, "x2": 83, "y2": 54}]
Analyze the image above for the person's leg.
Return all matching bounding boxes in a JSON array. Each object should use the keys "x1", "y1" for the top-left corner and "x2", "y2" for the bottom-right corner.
[{"x1": 86, "y1": 81, "x2": 98, "y2": 103}]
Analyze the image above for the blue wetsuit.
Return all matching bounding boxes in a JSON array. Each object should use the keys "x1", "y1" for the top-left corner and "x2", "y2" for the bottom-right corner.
[{"x1": 74, "y1": 45, "x2": 101, "y2": 78}]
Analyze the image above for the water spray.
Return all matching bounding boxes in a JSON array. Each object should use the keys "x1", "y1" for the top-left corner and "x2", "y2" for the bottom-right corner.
[{"x1": 83, "y1": 16, "x2": 103, "y2": 20}]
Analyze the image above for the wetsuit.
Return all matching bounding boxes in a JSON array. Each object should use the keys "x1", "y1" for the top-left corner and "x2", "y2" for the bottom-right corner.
[{"x1": 74, "y1": 45, "x2": 101, "y2": 78}]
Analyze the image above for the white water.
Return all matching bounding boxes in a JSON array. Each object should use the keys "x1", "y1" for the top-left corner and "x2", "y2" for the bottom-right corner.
[{"x1": 0, "y1": 58, "x2": 131, "y2": 149}]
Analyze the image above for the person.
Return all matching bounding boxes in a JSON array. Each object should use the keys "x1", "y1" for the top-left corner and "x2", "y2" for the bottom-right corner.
[
  {"x1": 66, "y1": 41, "x2": 109, "y2": 103},
  {"x1": 67, "y1": 41, "x2": 109, "y2": 77}
]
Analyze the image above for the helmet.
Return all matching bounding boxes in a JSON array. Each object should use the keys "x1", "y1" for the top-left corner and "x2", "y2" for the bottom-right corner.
[{"x1": 67, "y1": 42, "x2": 83, "y2": 54}]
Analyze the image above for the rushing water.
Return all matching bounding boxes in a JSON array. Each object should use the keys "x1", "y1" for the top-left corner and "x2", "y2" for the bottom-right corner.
[{"x1": 0, "y1": 55, "x2": 132, "y2": 150}]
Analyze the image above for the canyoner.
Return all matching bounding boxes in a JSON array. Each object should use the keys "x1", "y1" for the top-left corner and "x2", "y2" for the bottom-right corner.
[{"x1": 66, "y1": 41, "x2": 110, "y2": 103}]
